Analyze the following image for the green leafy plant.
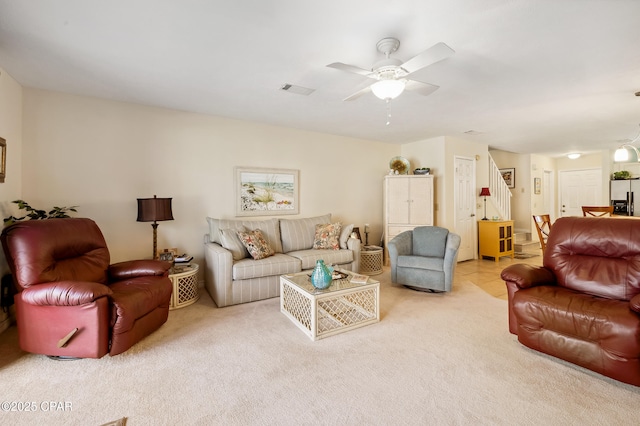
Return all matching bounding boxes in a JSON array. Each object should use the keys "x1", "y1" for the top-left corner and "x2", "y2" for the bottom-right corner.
[
  {"x1": 612, "y1": 171, "x2": 631, "y2": 180},
  {"x1": 3, "y1": 200, "x2": 78, "y2": 226}
]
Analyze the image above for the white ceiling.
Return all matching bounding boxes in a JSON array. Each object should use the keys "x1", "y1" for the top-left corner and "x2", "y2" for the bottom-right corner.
[{"x1": 1, "y1": 0, "x2": 640, "y2": 157}]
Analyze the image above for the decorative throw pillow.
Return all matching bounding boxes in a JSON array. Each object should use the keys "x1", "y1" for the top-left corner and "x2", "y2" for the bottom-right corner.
[
  {"x1": 237, "y1": 229, "x2": 275, "y2": 260},
  {"x1": 219, "y1": 227, "x2": 249, "y2": 261},
  {"x1": 313, "y1": 223, "x2": 342, "y2": 250},
  {"x1": 339, "y1": 223, "x2": 354, "y2": 249}
]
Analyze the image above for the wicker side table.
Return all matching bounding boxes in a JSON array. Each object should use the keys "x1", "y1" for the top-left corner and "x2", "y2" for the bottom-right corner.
[
  {"x1": 360, "y1": 246, "x2": 383, "y2": 275},
  {"x1": 168, "y1": 263, "x2": 199, "y2": 310}
]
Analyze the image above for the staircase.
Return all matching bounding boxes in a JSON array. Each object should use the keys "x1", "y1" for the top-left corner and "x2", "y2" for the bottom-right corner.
[
  {"x1": 515, "y1": 231, "x2": 540, "y2": 252},
  {"x1": 488, "y1": 154, "x2": 512, "y2": 221},
  {"x1": 488, "y1": 154, "x2": 539, "y2": 253}
]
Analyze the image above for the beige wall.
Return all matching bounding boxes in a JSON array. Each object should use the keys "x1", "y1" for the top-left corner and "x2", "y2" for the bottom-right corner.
[
  {"x1": 0, "y1": 67, "x2": 23, "y2": 332},
  {"x1": 21, "y1": 88, "x2": 398, "y2": 265},
  {"x1": 402, "y1": 135, "x2": 489, "y2": 257}
]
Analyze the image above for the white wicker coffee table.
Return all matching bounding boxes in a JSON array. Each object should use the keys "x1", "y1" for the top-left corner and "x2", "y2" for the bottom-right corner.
[{"x1": 280, "y1": 270, "x2": 380, "y2": 341}]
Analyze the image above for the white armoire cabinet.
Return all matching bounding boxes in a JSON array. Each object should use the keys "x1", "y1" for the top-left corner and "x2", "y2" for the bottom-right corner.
[{"x1": 383, "y1": 175, "x2": 434, "y2": 263}]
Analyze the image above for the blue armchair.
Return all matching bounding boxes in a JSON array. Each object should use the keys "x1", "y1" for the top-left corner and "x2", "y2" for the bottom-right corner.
[{"x1": 388, "y1": 226, "x2": 461, "y2": 292}]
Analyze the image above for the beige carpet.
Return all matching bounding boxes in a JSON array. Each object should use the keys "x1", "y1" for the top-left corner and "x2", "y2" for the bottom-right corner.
[{"x1": 0, "y1": 269, "x2": 638, "y2": 425}]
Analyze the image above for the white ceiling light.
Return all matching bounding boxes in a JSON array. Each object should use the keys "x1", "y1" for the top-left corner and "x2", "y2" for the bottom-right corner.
[
  {"x1": 370, "y1": 79, "x2": 406, "y2": 100},
  {"x1": 567, "y1": 153, "x2": 581, "y2": 159},
  {"x1": 614, "y1": 144, "x2": 640, "y2": 162}
]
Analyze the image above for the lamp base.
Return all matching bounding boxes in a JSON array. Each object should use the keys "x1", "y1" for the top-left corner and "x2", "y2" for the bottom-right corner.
[
  {"x1": 152, "y1": 223, "x2": 159, "y2": 260},
  {"x1": 481, "y1": 217, "x2": 489, "y2": 221}
]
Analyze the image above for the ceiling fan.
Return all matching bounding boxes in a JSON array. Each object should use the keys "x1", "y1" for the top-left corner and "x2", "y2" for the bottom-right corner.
[{"x1": 327, "y1": 37, "x2": 455, "y2": 101}]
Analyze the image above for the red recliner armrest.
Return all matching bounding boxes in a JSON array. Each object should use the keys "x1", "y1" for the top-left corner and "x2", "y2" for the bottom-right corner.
[
  {"x1": 108, "y1": 259, "x2": 172, "y2": 280},
  {"x1": 631, "y1": 294, "x2": 640, "y2": 314},
  {"x1": 501, "y1": 263, "x2": 556, "y2": 289},
  {"x1": 20, "y1": 281, "x2": 113, "y2": 306}
]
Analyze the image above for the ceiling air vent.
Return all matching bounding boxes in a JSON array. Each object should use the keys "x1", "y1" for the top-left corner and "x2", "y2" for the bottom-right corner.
[{"x1": 280, "y1": 84, "x2": 315, "y2": 96}]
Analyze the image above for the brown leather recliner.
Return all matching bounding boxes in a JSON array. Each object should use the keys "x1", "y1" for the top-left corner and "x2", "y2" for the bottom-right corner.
[
  {"x1": 501, "y1": 216, "x2": 640, "y2": 386},
  {"x1": 1, "y1": 217, "x2": 173, "y2": 358}
]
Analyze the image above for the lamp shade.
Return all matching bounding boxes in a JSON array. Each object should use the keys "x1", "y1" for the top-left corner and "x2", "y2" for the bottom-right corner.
[
  {"x1": 371, "y1": 79, "x2": 405, "y2": 100},
  {"x1": 479, "y1": 187, "x2": 491, "y2": 197},
  {"x1": 137, "y1": 195, "x2": 174, "y2": 222}
]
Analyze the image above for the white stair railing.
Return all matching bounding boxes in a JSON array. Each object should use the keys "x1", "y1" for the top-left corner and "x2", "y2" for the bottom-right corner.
[{"x1": 488, "y1": 154, "x2": 512, "y2": 220}]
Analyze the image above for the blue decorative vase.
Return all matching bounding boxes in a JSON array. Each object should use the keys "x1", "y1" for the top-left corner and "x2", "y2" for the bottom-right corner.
[{"x1": 310, "y1": 259, "x2": 332, "y2": 289}]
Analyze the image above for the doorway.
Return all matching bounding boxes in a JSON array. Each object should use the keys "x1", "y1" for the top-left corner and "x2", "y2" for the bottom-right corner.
[
  {"x1": 559, "y1": 168, "x2": 602, "y2": 217},
  {"x1": 454, "y1": 156, "x2": 476, "y2": 261}
]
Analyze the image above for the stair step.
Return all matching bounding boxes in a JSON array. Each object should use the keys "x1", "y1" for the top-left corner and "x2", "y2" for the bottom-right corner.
[{"x1": 515, "y1": 240, "x2": 540, "y2": 252}]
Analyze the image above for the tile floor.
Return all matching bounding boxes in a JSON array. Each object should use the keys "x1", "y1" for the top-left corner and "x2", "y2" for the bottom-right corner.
[{"x1": 454, "y1": 245, "x2": 543, "y2": 300}]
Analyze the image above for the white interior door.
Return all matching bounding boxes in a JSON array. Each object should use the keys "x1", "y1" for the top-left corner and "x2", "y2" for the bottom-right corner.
[
  {"x1": 454, "y1": 156, "x2": 476, "y2": 261},
  {"x1": 559, "y1": 169, "x2": 602, "y2": 217}
]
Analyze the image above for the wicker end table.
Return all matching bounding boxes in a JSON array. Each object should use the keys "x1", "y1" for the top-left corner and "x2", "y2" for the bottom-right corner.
[
  {"x1": 168, "y1": 263, "x2": 199, "y2": 310},
  {"x1": 360, "y1": 245, "x2": 383, "y2": 275}
]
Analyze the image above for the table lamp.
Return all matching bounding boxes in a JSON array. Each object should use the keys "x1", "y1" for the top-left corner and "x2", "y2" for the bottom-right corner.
[
  {"x1": 480, "y1": 187, "x2": 491, "y2": 220},
  {"x1": 137, "y1": 195, "x2": 174, "y2": 259}
]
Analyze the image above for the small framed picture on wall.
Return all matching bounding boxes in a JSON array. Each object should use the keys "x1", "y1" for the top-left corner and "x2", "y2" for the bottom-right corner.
[
  {"x1": 500, "y1": 168, "x2": 515, "y2": 189},
  {"x1": 534, "y1": 177, "x2": 541, "y2": 194}
]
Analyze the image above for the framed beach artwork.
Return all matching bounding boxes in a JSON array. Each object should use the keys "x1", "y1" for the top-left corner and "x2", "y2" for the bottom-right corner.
[
  {"x1": 500, "y1": 168, "x2": 515, "y2": 189},
  {"x1": 235, "y1": 167, "x2": 299, "y2": 216}
]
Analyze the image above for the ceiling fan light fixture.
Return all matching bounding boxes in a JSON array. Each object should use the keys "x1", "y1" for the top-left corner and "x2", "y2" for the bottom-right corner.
[{"x1": 371, "y1": 79, "x2": 405, "y2": 100}]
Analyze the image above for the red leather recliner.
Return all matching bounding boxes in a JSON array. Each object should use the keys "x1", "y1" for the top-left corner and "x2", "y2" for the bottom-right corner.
[
  {"x1": 1, "y1": 218, "x2": 173, "y2": 358},
  {"x1": 501, "y1": 216, "x2": 640, "y2": 386}
]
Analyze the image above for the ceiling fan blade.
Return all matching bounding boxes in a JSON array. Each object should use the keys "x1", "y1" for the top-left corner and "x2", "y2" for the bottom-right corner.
[
  {"x1": 343, "y1": 85, "x2": 373, "y2": 101},
  {"x1": 400, "y1": 42, "x2": 455, "y2": 75},
  {"x1": 405, "y1": 80, "x2": 439, "y2": 97},
  {"x1": 327, "y1": 62, "x2": 375, "y2": 78}
]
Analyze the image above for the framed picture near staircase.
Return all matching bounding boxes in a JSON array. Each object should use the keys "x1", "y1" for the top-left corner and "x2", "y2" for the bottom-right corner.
[{"x1": 500, "y1": 168, "x2": 515, "y2": 189}]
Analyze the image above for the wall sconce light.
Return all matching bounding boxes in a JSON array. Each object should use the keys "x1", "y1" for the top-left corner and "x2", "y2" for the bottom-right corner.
[
  {"x1": 479, "y1": 187, "x2": 491, "y2": 220},
  {"x1": 137, "y1": 195, "x2": 174, "y2": 260}
]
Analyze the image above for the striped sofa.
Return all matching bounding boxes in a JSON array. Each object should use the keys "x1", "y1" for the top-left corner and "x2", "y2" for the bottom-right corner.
[{"x1": 204, "y1": 214, "x2": 361, "y2": 308}]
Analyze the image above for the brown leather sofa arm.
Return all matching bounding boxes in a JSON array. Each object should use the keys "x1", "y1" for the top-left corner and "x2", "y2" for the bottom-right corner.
[
  {"x1": 109, "y1": 259, "x2": 172, "y2": 280},
  {"x1": 500, "y1": 263, "x2": 556, "y2": 289},
  {"x1": 631, "y1": 294, "x2": 640, "y2": 314},
  {"x1": 21, "y1": 281, "x2": 113, "y2": 306}
]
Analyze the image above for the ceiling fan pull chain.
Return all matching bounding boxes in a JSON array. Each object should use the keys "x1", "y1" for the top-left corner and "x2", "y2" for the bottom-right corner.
[{"x1": 386, "y1": 99, "x2": 392, "y2": 126}]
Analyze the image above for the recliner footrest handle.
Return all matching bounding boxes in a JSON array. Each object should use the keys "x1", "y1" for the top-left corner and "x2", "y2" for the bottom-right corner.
[{"x1": 57, "y1": 328, "x2": 79, "y2": 348}]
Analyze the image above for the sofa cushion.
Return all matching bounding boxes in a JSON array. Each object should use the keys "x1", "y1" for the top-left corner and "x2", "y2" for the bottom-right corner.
[
  {"x1": 206, "y1": 217, "x2": 222, "y2": 244},
  {"x1": 339, "y1": 223, "x2": 354, "y2": 249},
  {"x1": 232, "y1": 253, "x2": 301, "y2": 280},
  {"x1": 287, "y1": 249, "x2": 354, "y2": 270},
  {"x1": 237, "y1": 229, "x2": 275, "y2": 260},
  {"x1": 313, "y1": 222, "x2": 342, "y2": 250},
  {"x1": 397, "y1": 255, "x2": 444, "y2": 271},
  {"x1": 280, "y1": 214, "x2": 331, "y2": 253},
  {"x1": 207, "y1": 217, "x2": 283, "y2": 253},
  {"x1": 219, "y1": 227, "x2": 249, "y2": 260}
]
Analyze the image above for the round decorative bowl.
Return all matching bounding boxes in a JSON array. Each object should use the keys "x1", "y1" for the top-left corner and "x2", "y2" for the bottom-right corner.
[{"x1": 389, "y1": 156, "x2": 410, "y2": 175}]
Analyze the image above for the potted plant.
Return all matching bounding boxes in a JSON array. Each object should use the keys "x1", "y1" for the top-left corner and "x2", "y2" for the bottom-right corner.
[
  {"x1": 612, "y1": 171, "x2": 631, "y2": 180},
  {"x1": 3, "y1": 200, "x2": 78, "y2": 226}
]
